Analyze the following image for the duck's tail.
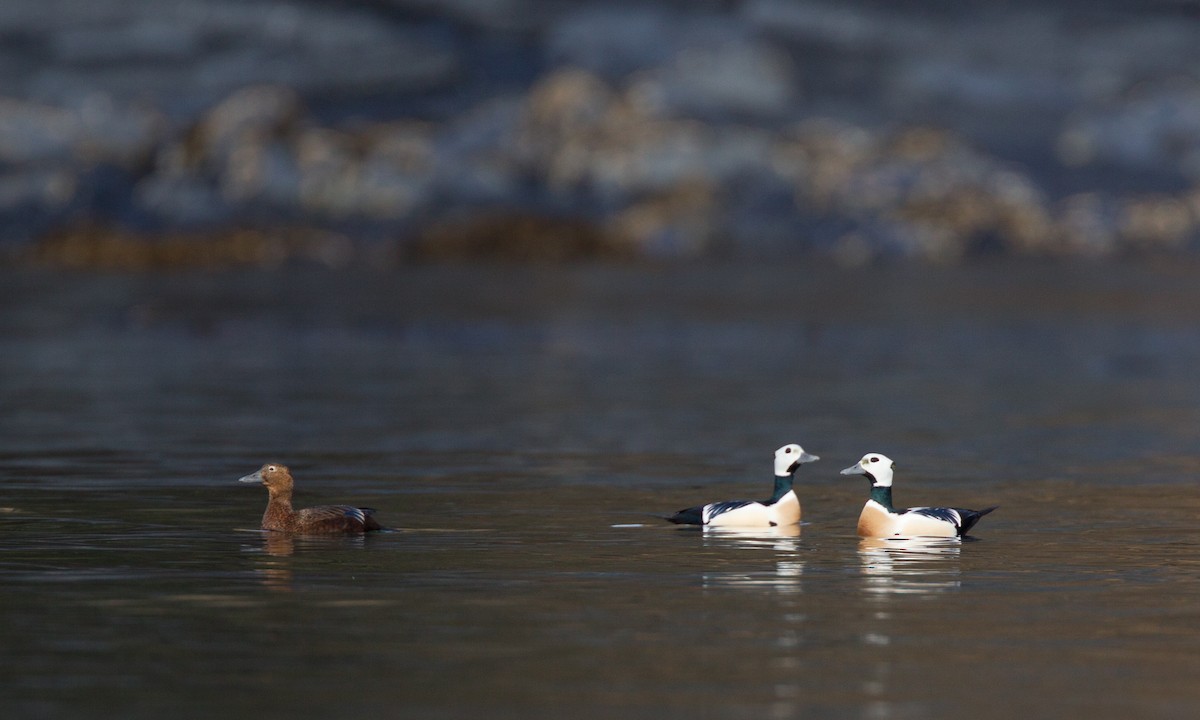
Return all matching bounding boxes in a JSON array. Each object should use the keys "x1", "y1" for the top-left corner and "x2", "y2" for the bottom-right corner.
[
  {"x1": 959, "y1": 505, "x2": 998, "y2": 536},
  {"x1": 360, "y1": 507, "x2": 384, "y2": 532},
  {"x1": 660, "y1": 506, "x2": 704, "y2": 526}
]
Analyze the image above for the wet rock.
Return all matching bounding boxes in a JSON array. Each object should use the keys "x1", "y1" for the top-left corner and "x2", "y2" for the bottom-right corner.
[
  {"x1": 6, "y1": 1, "x2": 1200, "y2": 265},
  {"x1": 545, "y1": 6, "x2": 706, "y2": 79},
  {"x1": 0, "y1": 99, "x2": 86, "y2": 166},
  {"x1": 1057, "y1": 78, "x2": 1200, "y2": 180},
  {"x1": 30, "y1": 224, "x2": 353, "y2": 270},
  {"x1": 514, "y1": 68, "x2": 775, "y2": 204},
  {"x1": 627, "y1": 38, "x2": 798, "y2": 120},
  {"x1": 408, "y1": 211, "x2": 631, "y2": 262},
  {"x1": 0, "y1": 94, "x2": 163, "y2": 168},
  {"x1": 190, "y1": 85, "x2": 304, "y2": 173},
  {"x1": 133, "y1": 174, "x2": 231, "y2": 227},
  {"x1": 296, "y1": 122, "x2": 438, "y2": 219},
  {"x1": 0, "y1": 168, "x2": 76, "y2": 212},
  {"x1": 548, "y1": 7, "x2": 797, "y2": 121},
  {"x1": 606, "y1": 180, "x2": 720, "y2": 259},
  {"x1": 140, "y1": 86, "x2": 440, "y2": 223},
  {"x1": 433, "y1": 97, "x2": 526, "y2": 204},
  {"x1": 17, "y1": 64, "x2": 1200, "y2": 266},
  {"x1": 0, "y1": 94, "x2": 164, "y2": 243},
  {"x1": 1052, "y1": 193, "x2": 1120, "y2": 257},
  {"x1": 769, "y1": 122, "x2": 1059, "y2": 261},
  {"x1": 134, "y1": 85, "x2": 305, "y2": 223},
  {"x1": 1116, "y1": 194, "x2": 1195, "y2": 251}
]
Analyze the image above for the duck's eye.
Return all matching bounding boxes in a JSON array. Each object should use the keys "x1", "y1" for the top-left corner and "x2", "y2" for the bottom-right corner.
[
  {"x1": 267, "y1": 465, "x2": 276, "y2": 472},
  {"x1": 868, "y1": 456, "x2": 879, "y2": 463},
  {"x1": 785, "y1": 448, "x2": 793, "y2": 453}
]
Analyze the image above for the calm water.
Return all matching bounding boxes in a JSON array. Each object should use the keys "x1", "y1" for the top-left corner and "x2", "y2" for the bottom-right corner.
[{"x1": 3, "y1": 262, "x2": 1200, "y2": 719}]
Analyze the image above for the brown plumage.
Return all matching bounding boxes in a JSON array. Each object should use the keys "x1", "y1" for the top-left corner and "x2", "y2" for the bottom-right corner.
[{"x1": 238, "y1": 463, "x2": 382, "y2": 534}]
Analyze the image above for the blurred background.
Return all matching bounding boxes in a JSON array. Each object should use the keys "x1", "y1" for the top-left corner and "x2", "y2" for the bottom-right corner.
[
  {"x1": 6, "y1": 0, "x2": 1200, "y2": 266},
  {"x1": 9, "y1": 4, "x2": 1200, "y2": 720}
]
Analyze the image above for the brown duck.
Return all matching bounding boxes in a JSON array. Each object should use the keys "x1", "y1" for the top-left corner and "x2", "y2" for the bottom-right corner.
[{"x1": 238, "y1": 463, "x2": 382, "y2": 534}]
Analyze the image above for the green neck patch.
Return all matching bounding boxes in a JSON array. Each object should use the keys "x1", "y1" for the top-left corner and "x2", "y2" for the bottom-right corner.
[
  {"x1": 870, "y1": 485, "x2": 897, "y2": 513},
  {"x1": 768, "y1": 473, "x2": 794, "y2": 503}
]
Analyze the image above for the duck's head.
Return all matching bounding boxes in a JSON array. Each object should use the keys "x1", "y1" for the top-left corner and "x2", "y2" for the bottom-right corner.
[
  {"x1": 238, "y1": 463, "x2": 294, "y2": 494},
  {"x1": 840, "y1": 453, "x2": 895, "y2": 487},
  {"x1": 775, "y1": 444, "x2": 820, "y2": 476}
]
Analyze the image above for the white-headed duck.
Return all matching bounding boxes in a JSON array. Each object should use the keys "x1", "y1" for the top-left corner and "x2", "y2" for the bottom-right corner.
[
  {"x1": 666, "y1": 444, "x2": 819, "y2": 528},
  {"x1": 840, "y1": 453, "x2": 995, "y2": 538}
]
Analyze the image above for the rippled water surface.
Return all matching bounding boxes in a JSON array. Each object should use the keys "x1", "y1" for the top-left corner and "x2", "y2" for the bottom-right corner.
[{"x1": 4, "y1": 262, "x2": 1200, "y2": 719}]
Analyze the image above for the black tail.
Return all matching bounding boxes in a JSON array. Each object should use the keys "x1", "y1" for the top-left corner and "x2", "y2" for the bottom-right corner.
[
  {"x1": 360, "y1": 507, "x2": 384, "y2": 532},
  {"x1": 958, "y1": 505, "x2": 998, "y2": 536},
  {"x1": 663, "y1": 505, "x2": 704, "y2": 526}
]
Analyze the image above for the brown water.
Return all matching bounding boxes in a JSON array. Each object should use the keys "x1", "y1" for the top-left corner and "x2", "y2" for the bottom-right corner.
[{"x1": 3, "y1": 262, "x2": 1200, "y2": 719}]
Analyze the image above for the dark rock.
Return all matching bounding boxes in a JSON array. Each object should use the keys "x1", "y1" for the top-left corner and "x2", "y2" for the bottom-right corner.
[
  {"x1": 2, "y1": 0, "x2": 1200, "y2": 265},
  {"x1": 407, "y1": 210, "x2": 632, "y2": 262},
  {"x1": 30, "y1": 224, "x2": 353, "y2": 270}
]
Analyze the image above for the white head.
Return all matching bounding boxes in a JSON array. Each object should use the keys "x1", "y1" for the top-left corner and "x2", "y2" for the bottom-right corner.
[
  {"x1": 774, "y1": 444, "x2": 820, "y2": 476},
  {"x1": 840, "y1": 453, "x2": 895, "y2": 487}
]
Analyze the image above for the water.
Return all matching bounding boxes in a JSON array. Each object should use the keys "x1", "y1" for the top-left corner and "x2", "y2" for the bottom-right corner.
[{"x1": 3, "y1": 261, "x2": 1200, "y2": 719}]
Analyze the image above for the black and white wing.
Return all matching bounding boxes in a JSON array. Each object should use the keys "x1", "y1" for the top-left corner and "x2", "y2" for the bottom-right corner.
[
  {"x1": 701, "y1": 500, "x2": 759, "y2": 525},
  {"x1": 666, "y1": 499, "x2": 759, "y2": 526},
  {"x1": 910, "y1": 506, "x2": 997, "y2": 536}
]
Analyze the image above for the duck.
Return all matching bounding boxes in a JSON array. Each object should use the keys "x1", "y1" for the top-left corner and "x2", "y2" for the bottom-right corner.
[
  {"x1": 840, "y1": 453, "x2": 996, "y2": 538},
  {"x1": 238, "y1": 463, "x2": 382, "y2": 534},
  {"x1": 666, "y1": 444, "x2": 819, "y2": 527}
]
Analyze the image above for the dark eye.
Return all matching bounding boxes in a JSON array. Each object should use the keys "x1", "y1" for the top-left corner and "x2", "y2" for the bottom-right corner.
[
  {"x1": 785, "y1": 448, "x2": 793, "y2": 453},
  {"x1": 868, "y1": 457, "x2": 879, "y2": 463}
]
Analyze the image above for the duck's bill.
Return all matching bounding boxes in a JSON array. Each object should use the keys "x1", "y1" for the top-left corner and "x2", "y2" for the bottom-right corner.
[
  {"x1": 238, "y1": 471, "x2": 264, "y2": 484},
  {"x1": 798, "y1": 452, "x2": 819, "y2": 464},
  {"x1": 840, "y1": 464, "x2": 866, "y2": 476}
]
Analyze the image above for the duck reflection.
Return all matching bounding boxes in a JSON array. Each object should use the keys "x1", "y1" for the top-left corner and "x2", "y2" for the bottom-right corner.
[
  {"x1": 700, "y1": 524, "x2": 805, "y2": 592},
  {"x1": 855, "y1": 537, "x2": 963, "y2": 715},
  {"x1": 255, "y1": 564, "x2": 294, "y2": 592},
  {"x1": 239, "y1": 531, "x2": 295, "y2": 591},
  {"x1": 243, "y1": 530, "x2": 371, "y2": 558},
  {"x1": 703, "y1": 523, "x2": 802, "y2": 543},
  {"x1": 264, "y1": 531, "x2": 296, "y2": 557},
  {"x1": 242, "y1": 531, "x2": 371, "y2": 591},
  {"x1": 857, "y1": 536, "x2": 962, "y2": 597}
]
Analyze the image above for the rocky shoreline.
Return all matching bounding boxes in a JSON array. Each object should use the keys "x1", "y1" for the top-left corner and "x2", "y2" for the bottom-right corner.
[{"x1": 6, "y1": 1, "x2": 1200, "y2": 267}]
